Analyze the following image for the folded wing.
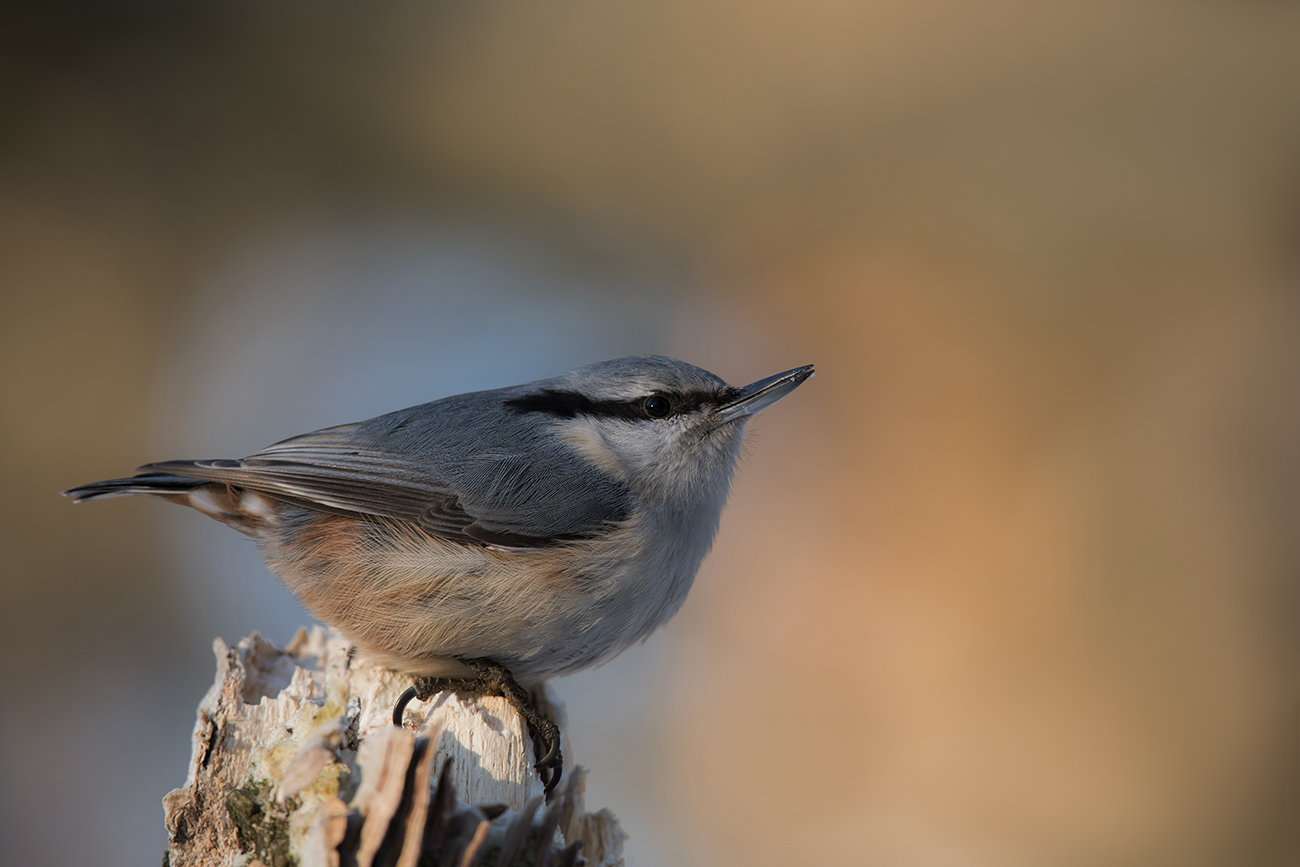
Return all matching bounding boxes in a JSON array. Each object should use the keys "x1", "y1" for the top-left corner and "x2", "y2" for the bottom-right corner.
[{"x1": 136, "y1": 418, "x2": 632, "y2": 548}]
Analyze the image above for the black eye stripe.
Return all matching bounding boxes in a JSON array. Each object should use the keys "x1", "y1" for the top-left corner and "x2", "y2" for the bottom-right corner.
[
  {"x1": 503, "y1": 390, "x2": 642, "y2": 420},
  {"x1": 505, "y1": 388, "x2": 735, "y2": 420}
]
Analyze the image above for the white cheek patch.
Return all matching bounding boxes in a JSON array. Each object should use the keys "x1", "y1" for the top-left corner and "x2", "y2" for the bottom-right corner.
[{"x1": 560, "y1": 419, "x2": 627, "y2": 479}]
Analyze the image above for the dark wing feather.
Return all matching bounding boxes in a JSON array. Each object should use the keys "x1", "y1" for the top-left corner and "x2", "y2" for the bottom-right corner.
[
  {"x1": 418, "y1": 492, "x2": 480, "y2": 544},
  {"x1": 136, "y1": 455, "x2": 434, "y2": 521},
  {"x1": 137, "y1": 413, "x2": 632, "y2": 547}
]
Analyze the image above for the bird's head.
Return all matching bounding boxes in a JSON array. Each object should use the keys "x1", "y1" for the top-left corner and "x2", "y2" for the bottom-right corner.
[{"x1": 506, "y1": 356, "x2": 814, "y2": 509}]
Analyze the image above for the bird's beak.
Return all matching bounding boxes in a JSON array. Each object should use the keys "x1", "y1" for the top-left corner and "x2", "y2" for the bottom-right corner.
[{"x1": 718, "y1": 364, "x2": 815, "y2": 422}]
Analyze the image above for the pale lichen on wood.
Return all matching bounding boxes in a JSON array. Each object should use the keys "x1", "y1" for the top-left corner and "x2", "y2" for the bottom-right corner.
[{"x1": 161, "y1": 627, "x2": 625, "y2": 867}]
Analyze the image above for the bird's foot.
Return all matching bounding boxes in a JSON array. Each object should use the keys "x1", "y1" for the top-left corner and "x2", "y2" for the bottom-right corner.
[
  {"x1": 459, "y1": 658, "x2": 564, "y2": 794},
  {"x1": 391, "y1": 659, "x2": 564, "y2": 795},
  {"x1": 392, "y1": 675, "x2": 475, "y2": 726}
]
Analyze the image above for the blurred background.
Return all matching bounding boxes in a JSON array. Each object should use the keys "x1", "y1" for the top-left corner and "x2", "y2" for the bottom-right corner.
[{"x1": 2, "y1": 2, "x2": 1298, "y2": 865}]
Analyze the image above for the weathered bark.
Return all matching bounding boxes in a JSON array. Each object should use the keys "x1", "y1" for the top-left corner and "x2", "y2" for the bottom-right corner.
[{"x1": 161, "y1": 627, "x2": 625, "y2": 867}]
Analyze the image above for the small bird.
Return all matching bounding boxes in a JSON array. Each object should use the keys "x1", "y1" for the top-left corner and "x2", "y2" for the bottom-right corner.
[{"x1": 64, "y1": 355, "x2": 812, "y2": 790}]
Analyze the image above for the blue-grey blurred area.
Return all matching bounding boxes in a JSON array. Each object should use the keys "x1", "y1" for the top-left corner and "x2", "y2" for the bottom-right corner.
[
  {"x1": 154, "y1": 215, "x2": 711, "y2": 652},
  {"x1": 3, "y1": 2, "x2": 1300, "y2": 867}
]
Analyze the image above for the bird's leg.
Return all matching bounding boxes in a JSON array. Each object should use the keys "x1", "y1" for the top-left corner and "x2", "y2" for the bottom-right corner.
[
  {"x1": 458, "y1": 657, "x2": 564, "y2": 793},
  {"x1": 391, "y1": 659, "x2": 564, "y2": 795}
]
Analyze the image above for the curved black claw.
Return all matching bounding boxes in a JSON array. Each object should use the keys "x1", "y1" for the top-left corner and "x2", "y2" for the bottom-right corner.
[
  {"x1": 392, "y1": 676, "x2": 461, "y2": 727},
  {"x1": 534, "y1": 731, "x2": 561, "y2": 769},
  {"x1": 392, "y1": 685, "x2": 420, "y2": 727},
  {"x1": 538, "y1": 755, "x2": 563, "y2": 794},
  {"x1": 533, "y1": 728, "x2": 563, "y2": 795},
  {"x1": 528, "y1": 716, "x2": 563, "y2": 795}
]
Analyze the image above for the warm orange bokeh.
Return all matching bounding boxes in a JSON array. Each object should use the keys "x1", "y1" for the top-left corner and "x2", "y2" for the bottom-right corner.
[{"x1": 3, "y1": 4, "x2": 1297, "y2": 865}]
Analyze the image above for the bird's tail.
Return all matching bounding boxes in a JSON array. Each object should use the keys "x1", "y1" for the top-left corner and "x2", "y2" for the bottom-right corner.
[
  {"x1": 61, "y1": 473, "x2": 206, "y2": 502},
  {"x1": 63, "y1": 472, "x2": 278, "y2": 537}
]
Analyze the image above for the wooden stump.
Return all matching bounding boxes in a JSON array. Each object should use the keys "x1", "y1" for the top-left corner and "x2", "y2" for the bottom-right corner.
[{"x1": 161, "y1": 627, "x2": 626, "y2": 867}]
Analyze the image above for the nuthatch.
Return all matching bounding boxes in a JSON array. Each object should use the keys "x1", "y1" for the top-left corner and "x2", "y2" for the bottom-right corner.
[{"x1": 64, "y1": 356, "x2": 813, "y2": 790}]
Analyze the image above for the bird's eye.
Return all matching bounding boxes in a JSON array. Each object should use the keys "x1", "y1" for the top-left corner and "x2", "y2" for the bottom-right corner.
[{"x1": 643, "y1": 395, "x2": 671, "y2": 419}]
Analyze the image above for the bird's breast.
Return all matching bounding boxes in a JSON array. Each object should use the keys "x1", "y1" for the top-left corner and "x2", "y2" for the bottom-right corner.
[{"x1": 254, "y1": 504, "x2": 716, "y2": 681}]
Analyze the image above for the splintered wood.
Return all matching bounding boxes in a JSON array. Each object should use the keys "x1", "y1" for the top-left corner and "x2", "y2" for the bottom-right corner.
[{"x1": 161, "y1": 628, "x2": 626, "y2": 867}]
